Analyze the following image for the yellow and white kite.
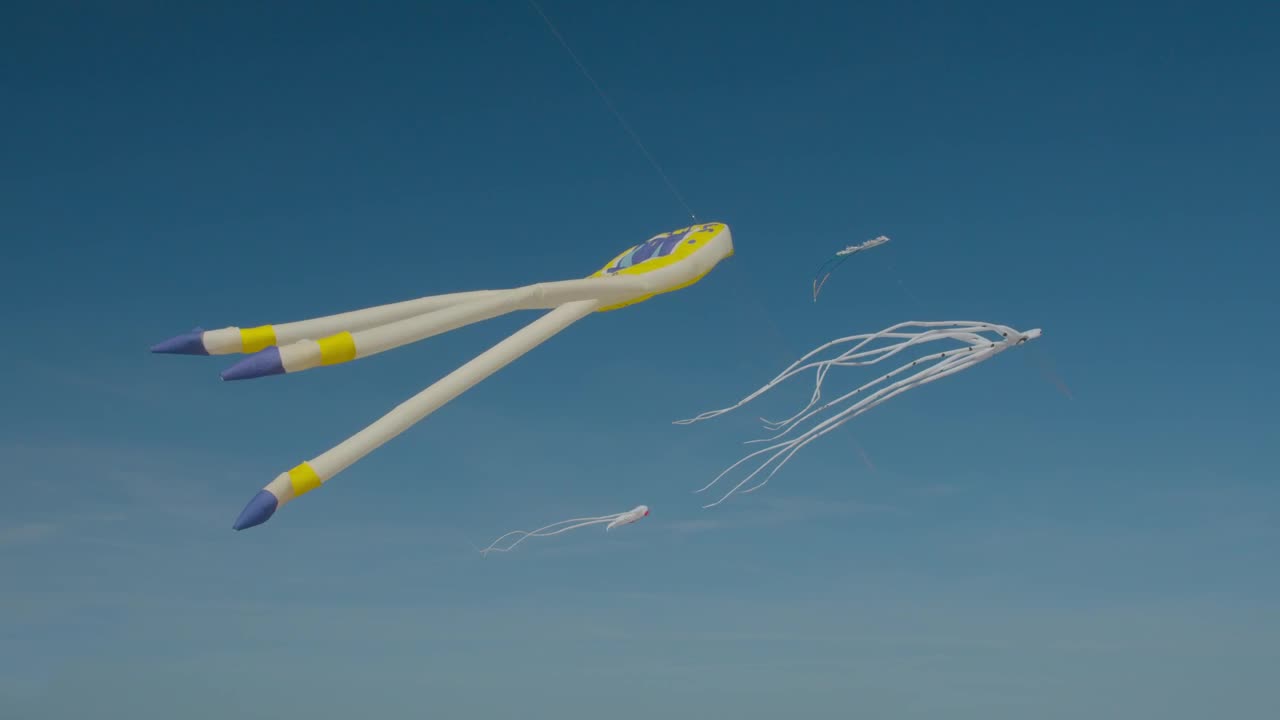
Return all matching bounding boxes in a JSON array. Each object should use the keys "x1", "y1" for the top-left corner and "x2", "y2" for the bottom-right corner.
[{"x1": 151, "y1": 223, "x2": 734, "y2": 530}]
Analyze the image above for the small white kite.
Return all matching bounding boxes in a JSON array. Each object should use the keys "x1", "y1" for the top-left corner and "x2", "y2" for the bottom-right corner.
[
  {"x1": 479, "y1": 505, "x2": 650, "y2": 555},
  {"x1": 675, "y1": 321, "x2": 1041, "y2": 507},
  {"x1": 812, "y1": 235, "x2": 890, "y2": 301}
]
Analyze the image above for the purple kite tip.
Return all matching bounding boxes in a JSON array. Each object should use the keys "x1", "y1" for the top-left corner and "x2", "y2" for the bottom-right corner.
[
  {"x1": 220, "y1": 347, "x2": 285, "y2": 381},
  {"x1": 232, "y1": 490, "x2": 278, "y2": 531},
  {"x1": 150, "y1": 327, "x2": 209, "y2": 355}
]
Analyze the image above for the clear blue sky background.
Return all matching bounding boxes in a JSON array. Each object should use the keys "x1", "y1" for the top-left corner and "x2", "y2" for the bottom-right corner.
[{"x1": 3, "y1": 1, "x2": 1277, "y2": 718}]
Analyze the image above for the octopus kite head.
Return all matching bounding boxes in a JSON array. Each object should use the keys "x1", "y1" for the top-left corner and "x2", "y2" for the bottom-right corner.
[
  {"x1": 594, "y1": 222, "x2": 731, "y2": 278},
  {"x1": 1015, "y1": 328, "x2": 1043, "y2": 344},
  {"x1": 603, "y1": 505, "x2": 650, "y2": 531},
  {"x1": 590, "y1": 222, "x2": 734, "y2": 311}
]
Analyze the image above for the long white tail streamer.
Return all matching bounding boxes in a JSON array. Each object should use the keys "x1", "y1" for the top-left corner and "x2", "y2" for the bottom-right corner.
[
  {"x1": 480, "y1": 505, "x2": 649, "y2": 555},
  {"x1": 674, "y1": 321, "x2": 1042, "y2": 507}
]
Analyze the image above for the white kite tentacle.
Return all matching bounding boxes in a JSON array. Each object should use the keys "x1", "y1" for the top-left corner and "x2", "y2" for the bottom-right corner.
[
  {"x1": 685, "y1": 323, "x2": 1020, "y2": 437},
  {"x1": 773, "y1": 354, "x2": 993, "y2": 457},
  {"x1": 481, "y1": 521, "x2": 609, "y2": 555},
  {"x1": 682, "y1": 321, "x2": 1042, "y2": 507},
  {"x1": 757, "y1": 331, "x2": 992, "y2": 431},
  {"x1": 679, "y1": 322, "x2": 1011, "y2": 426},
  {"x1": 742, "y1": 327, "x2": 998, "y2": 435},
  {"x1": 775, "y1": 350, "x2": 997, "y2": 451},
  {"x1": 772, "y1": 326, "x2": 1007, "y2": 405},
  {"x1": 675, "y1": 323, "x2": 943, "y2": 424},
  {"x1": 759, "y1": 337, "x2": 926, "y2": 428},
  {"x1": 494, "y1": 514, "x2": 618, "y2": 537},
  {"x1": 753, "y1": 329, "x2": 1003, "y2": 437},
  {"x1": 704, "y1": 352, "x2": 995, "y2": 506},
  {"x1": 480, "y1": 515, "x2": 621, "y2": 555},
  {"x1": 763, "y1": 353, "x2": 993, "y2": 463},
  {"x1": 699, "y1": 352, "x2": 989, "y2": 504},
  {"x1": 479, "y1": 504, "x2": 650, "y2": 554},
  {"x1": 694, "y1": 438, "x2": 798, "y2": 495},
  {"x1": 750, "y1": 340, "x2": 997, "y2": 443},
  {"x1": 745, "y1": 354, "x2": 999, "y2": 483},
  {"x1": 737, "y1": 435, "x2": 820, "y2": 498},
  {"x1": 482, "y1": 519, "x2": 613, "y2": 554},
  {"x1": 699, "y1": 441, "x2": 801, "y2": 508}
]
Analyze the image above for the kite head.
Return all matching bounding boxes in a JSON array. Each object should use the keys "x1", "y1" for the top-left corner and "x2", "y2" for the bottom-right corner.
[
  {"x1": 591, "y1": 222, "x2": 733, "y2": 311},
  {"x1": 1016, "y1": 328, "x2": 1043, "y2": 344},
  {"x1": 605, "y1": 505, "x2": 650, "y2": 530}
]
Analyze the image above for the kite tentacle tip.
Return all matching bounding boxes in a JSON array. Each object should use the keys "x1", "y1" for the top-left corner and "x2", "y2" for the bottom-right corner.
[
  {"x1": 150, "y1": 327, "x2": 209, "y2": 355},
  {"x1": 221, "y1": 347, "x2": 285, "y2": 382},
  {"x1": 232, "y1": 490, "x2": 278, "y2": 531}
]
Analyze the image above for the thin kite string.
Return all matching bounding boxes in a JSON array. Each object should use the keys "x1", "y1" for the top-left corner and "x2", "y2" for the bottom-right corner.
[{"x1": 527, "y1": 0, "x2": 698, "y2": 222}]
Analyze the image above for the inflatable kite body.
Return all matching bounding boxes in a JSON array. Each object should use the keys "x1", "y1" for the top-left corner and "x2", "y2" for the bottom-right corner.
[{"x1": 151, "y1": 223, "x2": 733, "y2": 530}]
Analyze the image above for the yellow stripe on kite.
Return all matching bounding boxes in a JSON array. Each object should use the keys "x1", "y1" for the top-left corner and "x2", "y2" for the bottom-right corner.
[
  {"x1": 317, "y1": 331, "x2": 358, "y2": 366},
  {"x1": 287, "y1": 462, "x2": 323, "y2": 497},
  {"x1": 240, "y1": 325, "x2": 278, "y2": 353}
]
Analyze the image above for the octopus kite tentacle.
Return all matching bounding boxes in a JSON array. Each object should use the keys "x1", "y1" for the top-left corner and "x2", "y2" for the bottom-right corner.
[
  {"x1": 674, "y1": 322, "x2": 1006, "y2": 428},
  {"x1": 479, "y1": 505, "x2": 649, "y2": 555},
  {"x1": 675, "y1": 321, "x2": 1041, "y2": 507},
  {"x1": 691, "y1": 350, "x2": 989, "y2": 507},
  {"x1": 751, "y1": 332, "x2": 1000, "y2": 443}
]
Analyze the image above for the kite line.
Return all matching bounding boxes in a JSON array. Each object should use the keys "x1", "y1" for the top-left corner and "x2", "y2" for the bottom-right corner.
[{"x1": 527, "y1": 0, "x2": 698, "y2": 222}]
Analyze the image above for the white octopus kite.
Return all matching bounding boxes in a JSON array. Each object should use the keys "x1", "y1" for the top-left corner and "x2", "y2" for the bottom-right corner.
[
  {"x1": 480, "y1": 505, "x2": 650, "y2": 555},
  {"x1": 676, "y1": 321, "x2": 1042, "y2": 507}
]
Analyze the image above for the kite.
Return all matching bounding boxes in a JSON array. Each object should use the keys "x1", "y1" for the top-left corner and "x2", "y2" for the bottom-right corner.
[
  {"x1": 150, "y1": 223, "x2": 734, "y2": 530},
  {"x1": 812, "y1": 235, "x2": 890, "y2": 301},
  {"x1": 479, "y1": 505, "x2": 650, "y2": 555},
  {"x1": 675, "y1": 320, "x2": 1041, "y2": 507}
]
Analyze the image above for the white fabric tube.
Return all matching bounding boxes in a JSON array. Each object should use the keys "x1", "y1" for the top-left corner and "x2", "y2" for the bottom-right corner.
[
  {"x1": 270, "y1": 289, "x2": 510, "y2": 344},
  {"x1": 307, "y1": 299, "x2": 600, "y2": 482},
  {"x1": 353, "y1": 287, "x2": 542, "y2": 358}
]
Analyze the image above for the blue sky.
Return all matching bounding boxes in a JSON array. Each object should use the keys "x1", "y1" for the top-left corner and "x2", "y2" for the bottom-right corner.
[{"x1": 2, "y1": 1, "x2": 1277, "y2": 717}]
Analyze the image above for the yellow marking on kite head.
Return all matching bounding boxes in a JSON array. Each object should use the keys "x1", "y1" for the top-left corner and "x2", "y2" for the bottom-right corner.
[{"x1": 591, "y1": 222, "x2": 732, "y2": 311}]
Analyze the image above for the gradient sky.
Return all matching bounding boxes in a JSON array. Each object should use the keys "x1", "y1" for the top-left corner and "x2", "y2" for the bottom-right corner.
[{"x1": 3, "y1": 1, "x2": 1278, "y2": 718}]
